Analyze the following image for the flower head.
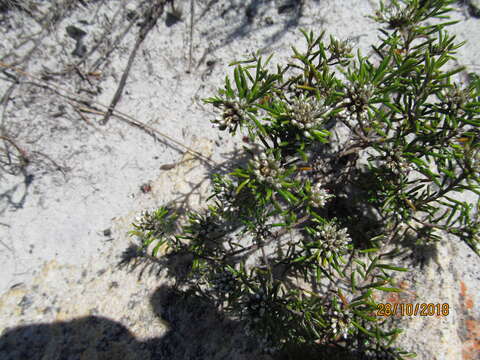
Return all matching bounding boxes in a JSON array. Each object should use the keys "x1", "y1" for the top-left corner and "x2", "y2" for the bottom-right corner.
[
  {"x1": 328, "y1": 308, "x2": 353, "y2": 339},
  {"x1": 211, "y1": 99, "x2": 247, "y2": 132},
  {"x1": 309, "y1": 183, "x2": 334, "y2": 208},
  {"x1": 249, "y1": 151, "x2": 283, "y2": 187},
  {"x1": 313, "y1": 222, "x2": 351, "y2": 257},
  {"x1": 344, "y1": 82, "x2": 374, "y2": 120},
  {"x1": 287, "y1": 95, "x2": 330, "y2": 135}
]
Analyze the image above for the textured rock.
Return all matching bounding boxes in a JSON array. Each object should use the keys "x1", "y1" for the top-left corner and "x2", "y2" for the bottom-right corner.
[
  {"x1": 0, "y1": 141, "x2": 269, "y2": 359},
  {"x1": 0, "y1": 1, "x2": 479, "y2": 359}
]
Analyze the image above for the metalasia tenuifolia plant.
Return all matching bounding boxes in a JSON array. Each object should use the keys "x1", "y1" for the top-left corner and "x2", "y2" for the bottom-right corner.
[{"x1": 129, "y1": 0, "x2": 479, "y2": 358}]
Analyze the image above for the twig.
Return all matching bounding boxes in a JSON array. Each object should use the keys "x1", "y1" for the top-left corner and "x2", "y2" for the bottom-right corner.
[
  {"x1": 101, "y1": 0, "x2": 167, "y2": 125},
  {"x1": 31, "y1": 150, "x2": 68, "y2": 177},
  {"x1": 0, "y1": 60, "x2": 218, "y2": 168},
  {"x1": 222, "y1": 214, "x2": 311, "y2": 260},
  {"x1": 89, "y1": 8, "x2": 138, "y2": 72},
  {"x1": 187, "y1": 0, "x2": 195, "y2": 73},
  {"x1": 0, "y1": 135, "x2": 29, "y2": 163},
  {"x1": 70, "y1": 102, "x2": 96, "y2": 127},
  {"x1": 75, "y1": 105, "x2": 105, "y2": 116},
  {"x1": 0, "y1": 239, "x2": 14, "y2": 254}
]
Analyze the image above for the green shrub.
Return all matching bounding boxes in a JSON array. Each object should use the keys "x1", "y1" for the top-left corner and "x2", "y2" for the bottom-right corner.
[{"x1": 129, "y1": 0, "x2": 479, "y2": 358}]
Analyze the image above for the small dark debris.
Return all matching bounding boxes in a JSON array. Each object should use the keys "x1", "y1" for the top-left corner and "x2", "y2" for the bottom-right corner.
[
  {"x1": 25, "y1": 174, "x2": 34, "y2": 185},
  {"x1": 160, "y1": 163, "x2": 176, "y2": 170},
  {"x1": 66, "y1": 25, "x2": 88, "y2": 58},
  {"x1": 72, "y1": 43, "x2": 87, "y2": 58},
  {"x1": 9, "y1": 283, "x2": 23, "y2": 290},
  {"x1": 206, "y1": 59, "x2": 216, "y2": 67},
  {"x1": 126, "y1": 9, "x2": 139, "y2": 22},
  {"x1": 19, "y1": 295, "x2": 33, "y2": 311},
  {"x1": 245, "y1": 4, "x2": 258, "y2": 22},
  {"x1": 66, "y1": 25, "x2": 87, "y2": 40},
  {"x1": 97, "y1": 269, "x2": 107, "y2": 276},
  {"x1": 278, "y1": 2, "x2": 297, "y2": 14},
  {"x1": 103, "y1": 228, "x2": 112, "y2": 237},
  {"x1": 43, "y1": 306, "x2": 53, "y2": 314},
  {"x1": 166, "y1": 12, "x2": 182, "y2": 27},
  {"x1": 140, "y1": 183, "x2": 152, "y2": 193},
  {"x1": 265, "y1": 16, "x2": 274, "y2": 25},
  {"x1": 127, "y1": 299, "x2": 139, "y2": 310},
  {"x1": 81, "y1": 269, "x2": 87, "y2": 278},
  {"x1": 110, "y1": 281, "x2": 119, "y2": 289}
]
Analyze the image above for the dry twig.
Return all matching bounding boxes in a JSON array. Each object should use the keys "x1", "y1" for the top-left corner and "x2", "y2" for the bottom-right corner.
[
  {"x1": 101, "y1": 0, "x2": 168, "y2": 125},
  {"x1": 0, "y1": 60, "x2": 217, "y2": 168}
]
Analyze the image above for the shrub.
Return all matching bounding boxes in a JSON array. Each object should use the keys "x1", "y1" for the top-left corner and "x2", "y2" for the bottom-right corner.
[{"x1": 129, "y1": 0, "x2": 479, "y2": 358}]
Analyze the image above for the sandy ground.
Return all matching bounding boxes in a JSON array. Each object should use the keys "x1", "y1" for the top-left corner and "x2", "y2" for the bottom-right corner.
[{"x1": 0, "y1": 1, "x2": 479, "y2": 359}]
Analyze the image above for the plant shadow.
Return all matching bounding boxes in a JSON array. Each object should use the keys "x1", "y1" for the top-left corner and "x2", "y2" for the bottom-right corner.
[
  {"x1": 0, "y1": 284, "x2": 386, "y2": 360},
  {"x1": 116, "y1": 143, "x2": 418, "y2": 360}
]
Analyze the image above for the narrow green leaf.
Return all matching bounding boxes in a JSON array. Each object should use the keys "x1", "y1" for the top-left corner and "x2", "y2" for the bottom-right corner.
[
  {"x1": 359, "y1": 248, "x2": 380, "y2": 254},
  {"x1": 352, "y1": 321, "x2": 376, "y2": 337},
  {"x1": 293, "y1": 255, "x2": 307, "y2": 263},
  {"x1": 247, "y1": 113, "x2": 268, "y2": 136},
  {"x1": 365, "y1": 255, "x2": 379, "y2": 277},
  {"x1": 266, "y1": 187, "x2": 273, "y2": 201},
  {"x1": 225, "y1": 76, "x2": 234, "y2": 97},
  {"x1": 234, "y1": 66, "x2": 246, "y2": 98},
  {"x1": 374, "y1": 286, "x2": 403, "y2": 292},
  {"x1": 236, "y1": 178, "x2": 250, "y2": 195},
  {"x1": 373, "y1": 54, "x2": 391, "y2": 84},
  {"x1": 376, "y1": 264, "x2": 409, "y2": 272}
]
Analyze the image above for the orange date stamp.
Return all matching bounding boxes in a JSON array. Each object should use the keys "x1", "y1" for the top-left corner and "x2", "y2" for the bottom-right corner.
[{"x1": 375, "y1": 303, "x2": 450, "y2": 317}]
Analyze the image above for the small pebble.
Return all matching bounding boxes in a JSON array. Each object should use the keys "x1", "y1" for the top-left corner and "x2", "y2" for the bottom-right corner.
[{"x1": 140, "y1": 183, "x2": 152, "y2": 193}]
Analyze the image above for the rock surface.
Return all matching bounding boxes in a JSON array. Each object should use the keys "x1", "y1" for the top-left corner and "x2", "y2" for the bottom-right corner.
[{"x1": 0, "y1": 1, "x2": 479, "y2": 359}]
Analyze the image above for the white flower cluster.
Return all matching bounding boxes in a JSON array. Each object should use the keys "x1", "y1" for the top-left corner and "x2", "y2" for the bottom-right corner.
[
  {"x1": 362, "y1": 348, "x2": 396, "y2": 360},
  {"x1": 384, "y1": 151, "x2": 412, "y2": 175},
  {"x1": 329, "y1": 309, "x2": 353, "y2": 339},
  {"x1": 385, "y1": 158, "x2": 412, "y2": 175},
  {"x1": 211, "y1": 271, "x2": 236, "y2": 293},
  {"x1": 214, "y1": 184, "x2": 239, "y2": 215},
  {"x1": 249, "y1": 151, "x2": 283, "y2": 187},
  {"x1": 247, "y1": 291, "x2": 268, "y2": 321},
  {"x1": 190, "y1": 215, "x2": 218, "y2": 238},
  {"x1": 218, "y1": 199, "x2": 239, "y2": 215},
  {"x1": 211, "y1": 100, "x2": 246, "y2": 132},
  {"x1": 309, "y1": 183, "x2": 334, "y2": 208},
  {"x1": 134, "y1": 209, "x2": 163, "y2": 234},
  {"x1": 314, "y1": 222, "x2": 351, "y2": 255},
  {"x1": 442, "y1": 86, "x2": 467, "y2": 115},
  {"x1": 329, "y1": 38, "x2": 353, "y2": 61},
  {"x1": 287, "y1": 95, "x2": 330, "y2": 136},
  {"x1": 345, "y1": 82, "x2": 375, "y2": 119}
]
